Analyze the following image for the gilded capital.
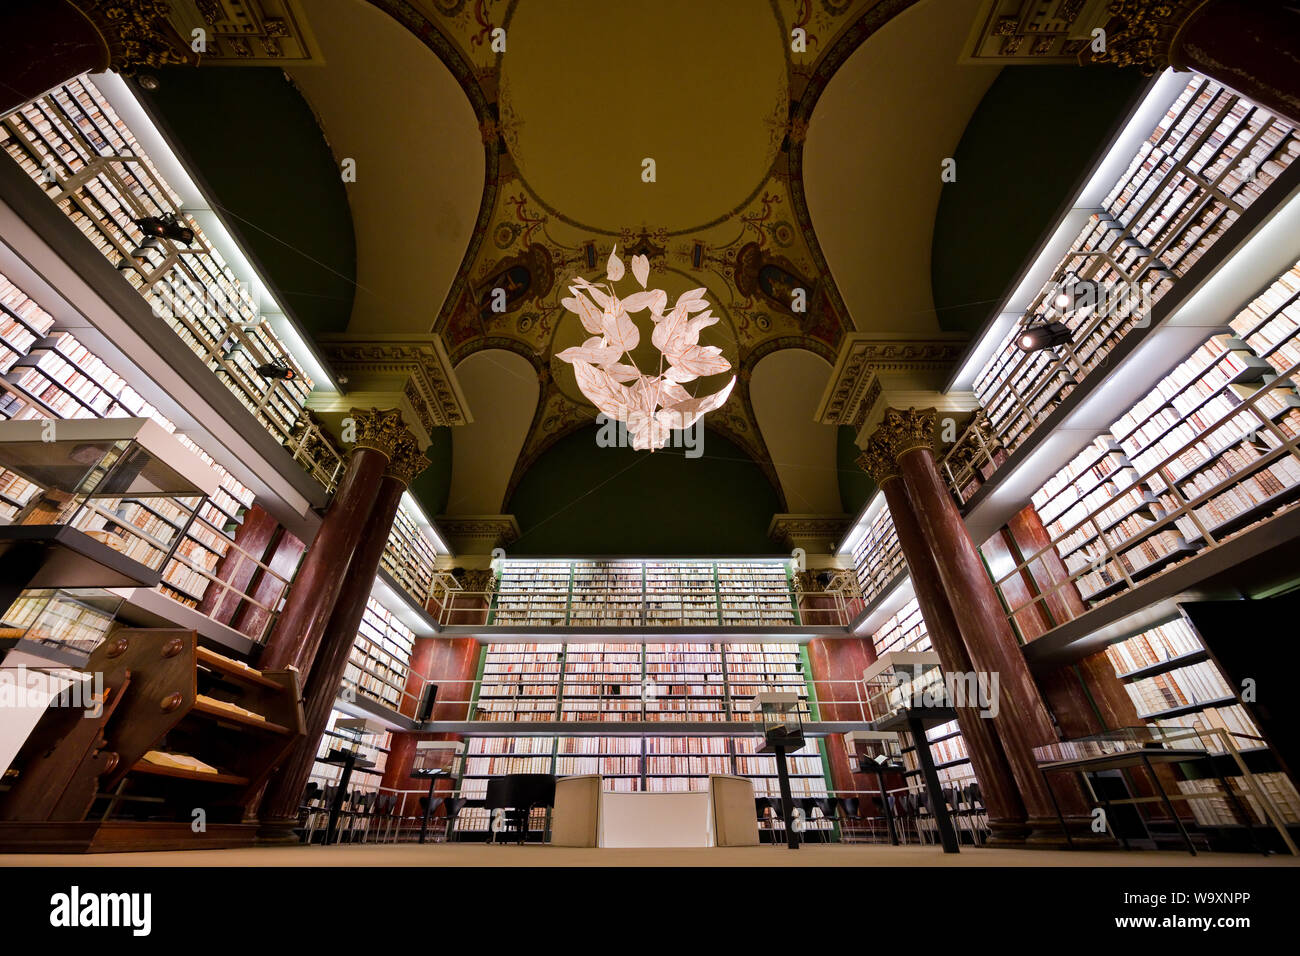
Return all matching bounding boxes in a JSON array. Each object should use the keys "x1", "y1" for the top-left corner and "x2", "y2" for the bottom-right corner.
[
  {"x1": 72, "y1": 0, "x2": 200, "y2": 75},
  {"x1": 384, "y1": 431, "x2": 431, "y2": 488},
  {"x1": 1091, "y1": 0, "x2": 1204, "y2": 74},
  {"x1": 350, "y1": 407, "x2": 408, "y2": 460},
  {"x1": 876, "y1": 407, "x2": 938, "y2": 460},
  {"x1": 856, "y1": 437, "x2": 900, "y2": 484}
]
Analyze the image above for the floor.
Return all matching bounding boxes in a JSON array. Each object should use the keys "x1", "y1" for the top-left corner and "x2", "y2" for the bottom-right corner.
[{"x1": 4, "y1": 842, "x2": 1298, "y2": 867}]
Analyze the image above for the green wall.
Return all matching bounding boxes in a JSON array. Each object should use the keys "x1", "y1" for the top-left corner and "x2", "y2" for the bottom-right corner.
[
  {"x1": 837, "y1": 425, "x2": 874, "y2": 515},
  {"x1": 411, "y1": 426, "x2": 453, "y2": 517},
  {"x1": 142, "y1": 67, "x2": 356, "y2": 339},
  {"x1": 931, "y1": 65, "x2": 1148, "y2": 335},
  {"x1": 507, "y1": 425, "x2": 782, "y2": 554}
]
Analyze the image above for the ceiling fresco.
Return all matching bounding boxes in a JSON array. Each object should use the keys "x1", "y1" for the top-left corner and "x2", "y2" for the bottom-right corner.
[{"x1": 368, "y1": 0, "x2": 924, "y2": 505}]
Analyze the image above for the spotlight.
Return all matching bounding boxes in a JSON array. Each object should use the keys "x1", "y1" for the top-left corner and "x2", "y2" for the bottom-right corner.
[
  {"x1": 254, "y1": 357, "x2": 297, "y2": 381},
  {"x1": 132, "y1": 213, "x2": 195, "y2": 245},
  {"x1": 1051, "y1": 274, "x2": 1104, "y2": 313},
  {"x1": 1016, "y1": 319, "x2": 1073, "y2": 353}
]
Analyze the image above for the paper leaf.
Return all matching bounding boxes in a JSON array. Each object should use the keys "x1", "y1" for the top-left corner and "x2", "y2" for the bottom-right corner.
[
  {"x1": 631, "y1": 254, "x2": 650, "y2": 289},
  {"x1": 556, "y1": 343, "x2": 622, "y2": 367},
  {"x1": 607, "y1": 363, "x2": 640, "y2": 383},
  {"x1": 620, "y1": 290, "x2": 659, "y2": 313},
  {"x1": 563, "y1": 290, "x2": 605, "y2": 334},
  {"x1": 601, "y1": 307, "x2": 640, "y2": 354},
  {"x1": 660, "y1": 375, "x2": 735, "y2": 431},
  {"x1": 606, "y1": 245, "x2": 624, "y2": 282},
  {"x1": 667, "y1": 344, "x2": 730, "y2": 379},
  {"x1": 573, "y1": 361, "x2": 632, "y2": 418}
]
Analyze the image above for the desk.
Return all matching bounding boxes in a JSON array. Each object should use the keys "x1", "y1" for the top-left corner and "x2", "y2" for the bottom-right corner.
[{"x1": 598, "y1": 791, "x2": 712, "y2": 848}]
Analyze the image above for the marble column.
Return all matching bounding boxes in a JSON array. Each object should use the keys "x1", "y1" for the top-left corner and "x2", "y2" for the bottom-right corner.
[
  {"x1": 259, "y1": 408, "x2": 406, "y2": 676},
  {"x1": 257, "y1": 428, "x2": 429, "y2": 841},
  {"x1": 1102, "y1": 0, "x2": 1300, "y2": 128},
  {"x1": 875, "y1": 407, "x2": 1096, "y2": 843},
  {"x1": 858, "y1": 437, "x2": 1030, "y2": 844}
]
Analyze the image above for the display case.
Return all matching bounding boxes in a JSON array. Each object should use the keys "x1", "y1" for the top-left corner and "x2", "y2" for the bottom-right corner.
[
  {"x1": 843, "y1": 729, "x2": 905, "y2": 774},
  {"x1": 0, "y1": 587, "x2": 122, "y2": 666},
  {"x1": 862, "y1": 651, "x2": 948, "y2": 723},
  {"x1": 749, "y1": 691, "x2": 805, "y2": 751},
  {"x1": 412, "y1": 740, "x2": 464, "y2": 778},
  {"x1": 0, "y1": 418, "x2": 221, "y2": 596}
]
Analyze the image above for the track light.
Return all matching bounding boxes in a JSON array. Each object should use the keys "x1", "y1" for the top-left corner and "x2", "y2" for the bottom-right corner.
[
  {"x1": 132, "y1": 213, "x2": 195, "y2": 245},
  {"x1": 254, "y1": 357, "x2": 297, "y2": 381},
  {"x1": 1016, "y1": 319, "x2": 1073, "y2": 352},
  {"x1": 1051, "y1": 274, "x2": 1103, "y2": 313}
]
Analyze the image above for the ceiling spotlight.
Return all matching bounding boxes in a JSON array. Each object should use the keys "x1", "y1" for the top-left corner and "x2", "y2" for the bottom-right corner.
[
  {"x1": 132, "y1": 213, "x2": 195, "y2": 245},
  {"x1": 1016, "y1": 319, "x2": 1073, "y2": 353},
  {"x1": 254, "y1": 357, "x2": 297, "y2": 381},
  {"x1": 1052, "y1": 274, "x2": 1104, "y2": 313}
]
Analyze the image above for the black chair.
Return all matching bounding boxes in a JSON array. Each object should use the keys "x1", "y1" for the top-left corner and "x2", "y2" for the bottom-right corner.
[
  {"x1": 815, "y1": 797, "x2": 841, "y2": 843},
  {"x1": 443, "y1": 797, "x2": 468, "y2": 842},
  {"x1": 837, "y1": 796, "x2": 862, "y2": 842}
]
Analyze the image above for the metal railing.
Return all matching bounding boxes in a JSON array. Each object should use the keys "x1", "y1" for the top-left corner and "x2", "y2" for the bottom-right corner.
[{"x1": 433, "y1": 588, "x2": 852, "y2": 628}]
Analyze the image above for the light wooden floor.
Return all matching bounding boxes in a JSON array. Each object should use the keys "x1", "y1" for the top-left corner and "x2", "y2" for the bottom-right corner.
[{"x1": 4, "y1": 842, "x2": 1298, "y2": 867}]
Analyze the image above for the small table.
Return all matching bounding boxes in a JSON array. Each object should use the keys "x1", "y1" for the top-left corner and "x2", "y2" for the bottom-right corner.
[
  {"x1": 875, "y1": 706, "x2": 961, "y2": 853},
  {"x1": 320, "y1": 748, "x2": 375, "y2": 845},
  {"x1": 409, "y1": 768, "x2": 450, "y2": 844}
]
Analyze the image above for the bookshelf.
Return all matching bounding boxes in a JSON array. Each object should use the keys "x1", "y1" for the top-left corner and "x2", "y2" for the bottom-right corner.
[
  {"x1": 990, "y1": 258, "x2": 1300, "y2": 630},
  {"x1": 869, "y1": 598, "x2": 973, "y2": 791},
  {"x1": 851, "y1": 504, "x2": 906, "y2": 609},
  {"x1": 343, "y1": 597, "x2": 417, "y2": 711},
  {"x1": 0, "y1": 76, "x2": 321, "y2": 467},
  {"x1": 0, "y1": 587, "x2": 120, "y2": 662},
  {"x1": 970, "y1": 77, "x2": 1300, "y2": 472},
  {"x1": 454, "y1": 640, "x2": 829, "y2": 835},
  {"x1": 307, "y1": 709, "x2": 392, "y2": 803},
  {"x1": 1102, "y1": 615, "x2": 1300, "y2": 830},
  {"x1": 471, "y1": 641, "x2": 812, "y2": 723},
  {"x1": 380, "y1": 499, "x2": 439, "y2": 608},
  {"x1": 0, "y1": 270, "x2": 279, "y2": 633},
  {"x1": 487, "y1": 558, "x2": 797, "y2": 628}
]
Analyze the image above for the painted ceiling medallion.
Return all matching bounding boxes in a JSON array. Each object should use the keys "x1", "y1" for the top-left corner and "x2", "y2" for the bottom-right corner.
[{"x1": 556, "y1": 247, "x2": 735, "y2": 451}]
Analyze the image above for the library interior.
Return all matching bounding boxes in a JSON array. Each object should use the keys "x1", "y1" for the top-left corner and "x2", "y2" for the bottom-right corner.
[{"x1": 2, "y1": 0, "x2": 1300, "y2": 869}]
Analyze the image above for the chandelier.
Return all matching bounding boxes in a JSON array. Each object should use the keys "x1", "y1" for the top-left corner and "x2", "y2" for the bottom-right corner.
[{"x1": 557, "y1": 247, "x2": 735, "y2": 451}]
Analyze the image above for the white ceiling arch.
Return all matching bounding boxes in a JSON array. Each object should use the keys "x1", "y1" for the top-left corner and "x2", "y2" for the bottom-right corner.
[
  {"x1": 448, "y1": 349, "x2": 540, "y2": 515},
  {"x1": 750, "y1": 348, "x2": 840, "y2": 514}
]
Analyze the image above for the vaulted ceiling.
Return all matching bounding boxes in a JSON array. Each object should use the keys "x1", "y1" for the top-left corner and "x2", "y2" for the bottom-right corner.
[{"x1": 139, "y1": 0, "x2": 1146, "y2": 552}]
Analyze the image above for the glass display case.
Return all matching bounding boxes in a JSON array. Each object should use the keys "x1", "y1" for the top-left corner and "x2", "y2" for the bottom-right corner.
[
  {"x1": 862, "y1": 651, "x2": 948, "y2": 722},
  {"x1": 749, "y1": 691, "x2": 805, "y2": 751},
  {"x1": 0, "y1": 418, "x2": 221, "y2": 584},
  {"x1": 0, "y1": 587, "x2": 122, "y2": 665},
  {"x1": 843, "y1": 729, "x2": 905, "y2": 774},
  {"x1": 412, "y1": 740, "x2": 465, "y2": 778}
]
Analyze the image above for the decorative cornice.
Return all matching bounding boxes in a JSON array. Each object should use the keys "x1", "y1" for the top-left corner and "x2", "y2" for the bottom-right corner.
[
  {"x1": 435, "y1": 514, "x2": 521, "y2": 555},
  {"x1": 383, "y1": 429, "x2": 430, "y2": 488},
  {"x1": 856, "y1": 436, "x2": 901, "y2": 484},
  {"x1": 350, "y1": 406, "x2": 409, "y2": 460},
  {"x1": 767, "y1": 513, "x2": 852, "y2": 552},
  {"x1": 815, "y1": 333, "x2": 967, "y2": 427},
  {"x1": 72, "y1": 0, "x2": 199, "y2": 74},
  {"x1": 874, "y1": 406, "x2": 938, "y2": 459},
  {"x1": 1093, "y1": 0, "x2": 1206, "y2": 73},
  {"x1": 321, "y1": 334, "x2": 473, "y2": 433}
]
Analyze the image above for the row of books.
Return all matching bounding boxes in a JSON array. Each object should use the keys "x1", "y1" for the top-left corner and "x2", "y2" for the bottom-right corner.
[
  {"x1": 1125, "y1": 660, "x2": 1235, "y2": 718},
  {"x1": 1, "y1": 589, "x2": 115, "y2": 653},
  {"x1": 380, "y1": 500, "x2": 438, "y2": 606},
  {"x1": 871, "y1": 598, "x2": 930, "y2": 657},
  {"x1": 1177, "y1": 773, "x2": 1300, "y2": 827},
  {"x1": 1105, "y1": 618, "x2": 1203, "y2": 676}
]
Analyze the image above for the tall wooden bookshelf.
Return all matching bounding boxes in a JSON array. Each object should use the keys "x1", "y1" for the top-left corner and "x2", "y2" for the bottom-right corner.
[
  {"x1": 1102, "y1": 615, "x2": 1300, "y2": 831},
  {"x1": 488, "y1": 559, "x2": 797, "y2": 628},
  {"x1": 0, "y1": 76, "x2": 317, "y2": 461},
  {"x1": 380, "y1": 499, "x2": 438, "y2": 607},
  {"x1": 992, "y1": 257, "x2": 1300, "y2": 629},
  {"x1": 851, "y1": 504, "x2": 905, "y2": 609},
  {"x1": 455, "y1": 640, "x2": 829, "y2": 835},
  {"x1": 343, "y1": 597, "x2": 416, "y2": 711},
  {"x1": 972, "y1": 76, "x2": 1300, "y2": 467}
]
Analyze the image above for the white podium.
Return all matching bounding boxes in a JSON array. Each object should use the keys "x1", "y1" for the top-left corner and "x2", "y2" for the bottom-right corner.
[{"x1": 598, "y1": 791, "x2": 713, "y2": 848}]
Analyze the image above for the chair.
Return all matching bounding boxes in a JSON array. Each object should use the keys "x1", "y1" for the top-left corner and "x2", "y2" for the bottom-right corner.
[
  {"x1": 443, "y1": 797, "x2": 468, "y2": 842},
  {"x1": 815, "y1": 797, "x2": 841, "y2": 843},
  {"x1": 837, "y1": 796, "x2": 862, "y2": 842}
]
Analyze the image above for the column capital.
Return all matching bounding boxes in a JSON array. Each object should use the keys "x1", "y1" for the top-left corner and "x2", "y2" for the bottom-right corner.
[
  {"x1": 350, "y1": 407, "x2": 410, "y2": 460},
  {"x1": 383, "y1": 430, "x2": 431, "y2": 488},
  {"x1": 875, "y1": 406, "x2": 938, "y2": 459},
  {"x1": 72, "y1": 0, "x2": 199, "y2": 75},
  {"x1": 855, "y1": 436, "x2": 900, "y2": 485},
  {"x1": 1092, "y1": 0, "x2": 1205, "y2": 73}
]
